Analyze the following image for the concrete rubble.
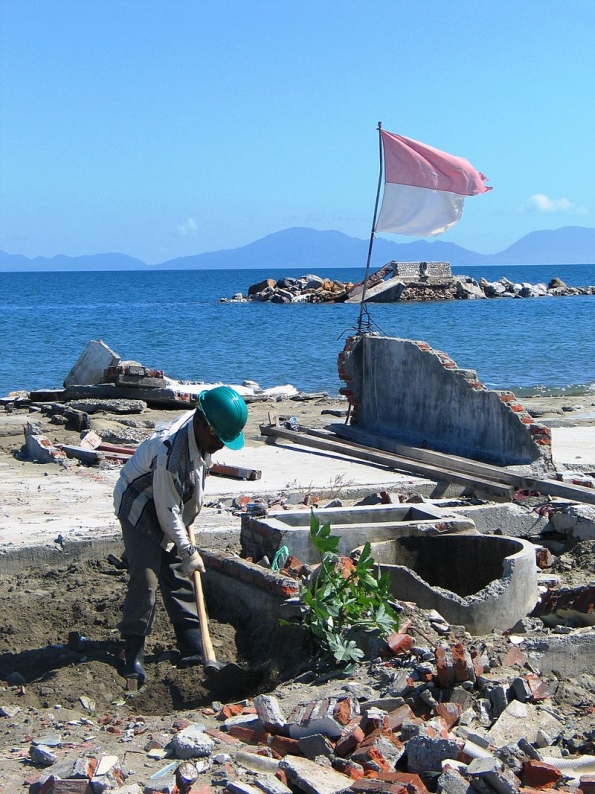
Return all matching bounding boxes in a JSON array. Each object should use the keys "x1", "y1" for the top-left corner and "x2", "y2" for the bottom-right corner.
[
  {"x1": 5, "y1": 624, "x2": 595, "y2": 793},
  {"x1": 221, "y1": 262, "x2": 595, "y2": 305}
]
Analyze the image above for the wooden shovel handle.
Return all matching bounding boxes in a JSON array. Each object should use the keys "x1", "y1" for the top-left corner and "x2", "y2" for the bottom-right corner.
[{"x1": 187, "y1": 524, "x2": 217, "y2": 665}]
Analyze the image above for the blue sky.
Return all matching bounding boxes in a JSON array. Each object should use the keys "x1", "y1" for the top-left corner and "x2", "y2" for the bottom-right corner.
[{"x1": 1, "y1": 1, "x2": 594, "y2": 264}]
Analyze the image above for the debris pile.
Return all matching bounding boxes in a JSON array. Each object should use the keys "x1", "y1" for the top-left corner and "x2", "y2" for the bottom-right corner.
[{"x1": 6, "y1": 617, "x2": 595, "y2": 792}]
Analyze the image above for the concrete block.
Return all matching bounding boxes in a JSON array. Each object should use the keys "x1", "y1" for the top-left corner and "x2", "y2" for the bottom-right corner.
[
  {"x1": 253, "y1": 694, "x2": 287, "y2": 732},
  {"x1": 63, "y1": 340, "x2": 120, "y2": 387},
  {"x1": 486, "y1": 701, "x2": 563, "y2": 746},
  {"x1": 279, "y1": 755, "x2": 355, "y2": 793},
  {"x1": 551, "y1": 504, "x2": 595, "y2": 540},
  {"x1": 24, "y1": 423, "x2": 67, "y2": 464},
  {"x1": 253, "y1": 775, "x2": 293, "y2": 794}
]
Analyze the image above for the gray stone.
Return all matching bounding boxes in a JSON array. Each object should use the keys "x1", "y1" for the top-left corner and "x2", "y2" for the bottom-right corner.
[
  {"x1": 29, "y1": 743, "x2": 57, "y2": 766},
  {"x1": 406, "y1": 735, "x2": 460, "y2": 773},
  {"x1": 489, "y1": 684, "x2": 509, "y2": 716},
  {"x1": 551, "y1": 504, "x2": 595, "y2": 540},
  {"x1": 468, "y1": 755, "x2": 519, "y2": 794},
  {"x1": 279, "y1": 755, "x2": 354, "y2": 793},
  {"x1": 254, "y1": 774, "x2": 293, "y2": 794},
  {"x1": 438, "y1": 767, "x2": 475, "y2": 794},
  {"x1": 298, "y1": 733, "x2": 335, "y2": 760},
  {"x1": 226, "y1": 783, "x2": 263, "y2": 794},
  {"x1": 511, "y1": 677, "x2": 532, "y2": 702},
  {"x1": 168, "y1": 723, "x2": 214, "y2": 758}
]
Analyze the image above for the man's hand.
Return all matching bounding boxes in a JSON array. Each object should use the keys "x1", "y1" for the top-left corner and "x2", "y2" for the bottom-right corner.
[{"x1": 180, "y1": 550, "x2": 205, "y2": 578}]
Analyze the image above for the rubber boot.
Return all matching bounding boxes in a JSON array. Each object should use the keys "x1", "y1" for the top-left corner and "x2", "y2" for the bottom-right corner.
[
  {"x1": 123, "y1": 634, "x2": 146, "y2": 685},
  {"x1": 174, "y1": 622, "x2": 203, "y2": 668}
]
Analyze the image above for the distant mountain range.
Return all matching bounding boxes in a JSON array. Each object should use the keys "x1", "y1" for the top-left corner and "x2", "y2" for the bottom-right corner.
[{"x1": 1, "y1": 225, "x2": 594, "y2": 272}]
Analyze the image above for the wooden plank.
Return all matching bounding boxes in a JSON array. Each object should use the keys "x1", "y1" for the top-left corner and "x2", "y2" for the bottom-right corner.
[
  {"x1": 322, "y1": 424, "x2": 595, "y2": 506},
  {"x1": 259, "y1": 424, "x2": 514, "y2": 501},
  {"x1": 324, "y1": 423, "x2": 522, "y2": 483}
]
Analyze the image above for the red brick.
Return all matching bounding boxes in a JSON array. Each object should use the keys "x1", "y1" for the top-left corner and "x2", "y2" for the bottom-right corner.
[
  {"x1": 335, "y1": 723, "x2": 366, "y2": 757},
  {"x1": 435, "y1": 702, "x2": 462, "y2": 728},
  {"x1": 451, "y1": 642, "x2": 475, "y2": 682},
  {"x1": 219, "y1": 703, "x2": 244, "y2": 719},
  {"x1": 387, "y1": 704, "x2": 415, "y2": 732},
  {"x1": 334, "y1": 697, "x2": 358, "y2": 726},
  {"x1": 378, "y1": 772, "x2": 430, "y2": 794},
  {"x1": 435, "y1": 644, "x2": 455, "y2": 687},
  {"x1": 522, "y1": 759, "x2": 563, "y2": 788},
  {"x1": 268, "y1": 734, "x2": 302, "y2": 757},
  {"x1": 173, "y1": 717, "x2": 192, "y2": 730},
  {"x1": 333, "y1": 758, "x2": 366, "y2": 780},
  {"x1": 351, "y1": 744, "x2": 392, "y2": 773},
  {"x1": 387, "y1": 633, "x2": 414, "y2": 656},
  {"x1": 205, "y1": 727, "x2": 240, "y2": 743},
  {"x1": 227, "y1": 725, "x2": 270, "y2": 744},
  {"x1": 579, "y1": 775, "x2": 595, "y2": 794},
  {"x1": 504, "y1": 645, "x2": 527, "y2": 667},
  {"x1": 525, "y1": 674, "x2": 550, "y2": 702}
]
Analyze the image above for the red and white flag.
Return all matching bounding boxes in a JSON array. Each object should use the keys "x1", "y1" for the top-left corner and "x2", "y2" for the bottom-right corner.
[{"x1": 375, "y1": 130, "x2": 492, "y2": 237}]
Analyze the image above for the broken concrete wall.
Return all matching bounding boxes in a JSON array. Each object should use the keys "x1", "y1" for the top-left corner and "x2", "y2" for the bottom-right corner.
[
  {"x1": 63, "y1": 339, "x2": 120, "y2": 387},
  {"x1": 338, "y1": 334, "x2": 552, "y2": 470}
]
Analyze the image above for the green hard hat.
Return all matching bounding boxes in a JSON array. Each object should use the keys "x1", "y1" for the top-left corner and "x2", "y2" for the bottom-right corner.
[{"x1": 197, "y1": 386, "x2": 248, "y2": 450}]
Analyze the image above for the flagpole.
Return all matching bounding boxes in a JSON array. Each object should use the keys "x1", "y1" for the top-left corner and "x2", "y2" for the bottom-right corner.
[{"x1": 357, "y1": 121, "x2": 384, "y2": 334}]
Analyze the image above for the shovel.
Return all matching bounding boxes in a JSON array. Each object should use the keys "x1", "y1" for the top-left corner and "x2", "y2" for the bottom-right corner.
[{"x1": 187, "y1": 525, "x2": 257, "y2": 691}]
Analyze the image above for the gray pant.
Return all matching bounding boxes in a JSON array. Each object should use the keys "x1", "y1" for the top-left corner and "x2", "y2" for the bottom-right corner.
[{"x1": 118, "y1": 518, "x2": 199, "y2": 637}]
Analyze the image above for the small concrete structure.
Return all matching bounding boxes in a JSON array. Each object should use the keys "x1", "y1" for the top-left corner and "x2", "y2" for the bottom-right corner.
[
  {"x1": 338, "y1": 334, "x2": 552, "y2": 470},
  {"x1": 391, "y1": 261, "x2": 452, "y2": 280},
  {"x1": 241, "y1": 503, "x2": 476, "y2": 565},
  {"x1": 63, "y1": 339, "x2": 120, "y2": 387},
  {"x1": 361, "y1": 534, "x2": 539, "y2": 634}
]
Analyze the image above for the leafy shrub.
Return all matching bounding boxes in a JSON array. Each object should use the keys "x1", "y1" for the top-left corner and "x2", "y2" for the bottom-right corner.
[{"x1": 297, "y1": 511, "x2": 400, "y2": 667}]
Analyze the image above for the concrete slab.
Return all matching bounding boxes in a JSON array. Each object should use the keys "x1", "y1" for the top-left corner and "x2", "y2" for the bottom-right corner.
[
  {"x1": 0, "y1": 441, "x2": 429, "y2": 563},
  {"x1": 551, "y1": 426, "x2": 595, "y2": 469},
  {"x1": 0, "y1": 425, "x2": 592, "y2": 567}
]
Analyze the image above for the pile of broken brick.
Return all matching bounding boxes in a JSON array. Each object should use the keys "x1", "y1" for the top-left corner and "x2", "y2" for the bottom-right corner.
[{"x1": 13, "y1": 628, "x2": 595, "y2": 794}]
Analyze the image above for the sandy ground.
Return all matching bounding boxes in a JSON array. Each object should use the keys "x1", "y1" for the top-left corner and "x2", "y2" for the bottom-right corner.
[{"x1": 0, "y1": 392, "x2": 594, "y2": 791}]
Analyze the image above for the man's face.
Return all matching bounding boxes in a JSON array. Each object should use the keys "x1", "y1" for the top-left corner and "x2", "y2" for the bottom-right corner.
[{"x1": 193, "y1": 411, "x2": 225, "y2": 455}]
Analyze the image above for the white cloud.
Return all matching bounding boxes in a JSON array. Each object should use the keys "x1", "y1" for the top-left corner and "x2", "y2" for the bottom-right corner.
[
  {"x1": 177, "y1": 217, "x2": 198, "y2": 236},
  {"x1": 523, "y1": 193, "x2": 587, "y2": 214}
]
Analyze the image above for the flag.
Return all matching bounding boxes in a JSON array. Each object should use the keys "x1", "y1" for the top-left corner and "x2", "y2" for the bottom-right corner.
[{"x1": 375, "y1": 130, "x2": 492, "y2": 237}]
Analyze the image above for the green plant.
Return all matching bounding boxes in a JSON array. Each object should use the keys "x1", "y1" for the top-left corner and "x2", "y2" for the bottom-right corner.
[{"x1": 297, "y1": 511, "x2": 400, "y2": 668}]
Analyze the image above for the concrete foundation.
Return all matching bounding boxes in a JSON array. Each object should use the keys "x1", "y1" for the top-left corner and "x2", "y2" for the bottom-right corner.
[
  {"x1": 241, "y1": 502, "x2": 477, "y2": 565},
  {"x1": 360, "y1": 534, "x2": 539, "y2": 635},
  {"x1": 338, "y1": 334, "x2": 552, "y2": 470}
]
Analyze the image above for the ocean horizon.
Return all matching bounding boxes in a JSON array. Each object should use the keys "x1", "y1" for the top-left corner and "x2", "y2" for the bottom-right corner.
[{"x1": 1, "y1": 263, "x2": 594, "y2": 400}]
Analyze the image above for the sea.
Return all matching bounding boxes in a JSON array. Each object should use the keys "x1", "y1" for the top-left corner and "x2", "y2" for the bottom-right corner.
[{"x1": 0, "y1": 263, "x2": 594, "y2": 400}]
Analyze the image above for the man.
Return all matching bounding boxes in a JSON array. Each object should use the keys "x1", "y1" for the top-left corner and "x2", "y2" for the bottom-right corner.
[{"x1": 113, "y1": 385, "x2": 248, "y2": 685}]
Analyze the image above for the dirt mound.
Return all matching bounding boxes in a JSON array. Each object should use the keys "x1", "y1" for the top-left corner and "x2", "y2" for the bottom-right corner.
[{"x1": 0, "y1": 556, "x2": 301, "y2": 716}]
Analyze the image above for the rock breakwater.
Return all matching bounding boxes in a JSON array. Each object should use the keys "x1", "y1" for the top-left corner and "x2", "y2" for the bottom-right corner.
[{"x1": 221, "y1": 269, "x2": 595, "y2": 304}]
